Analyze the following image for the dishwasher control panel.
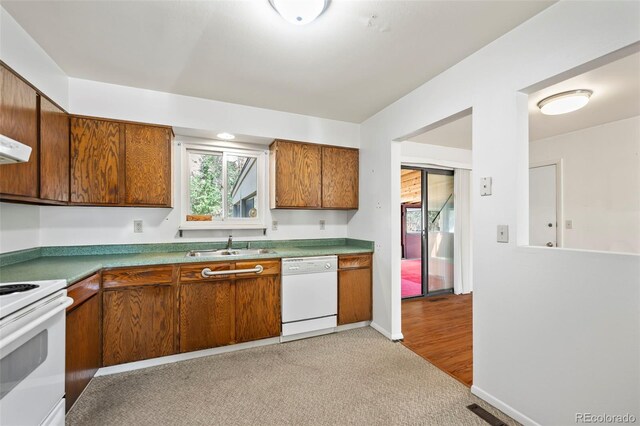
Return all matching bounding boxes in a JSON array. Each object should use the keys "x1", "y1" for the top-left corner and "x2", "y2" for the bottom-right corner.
[{"x1": 281, "y1": 256, "x2": 337, "y2": 275}]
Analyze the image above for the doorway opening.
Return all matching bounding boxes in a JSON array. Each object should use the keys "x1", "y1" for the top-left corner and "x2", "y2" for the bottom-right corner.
[
  {"x1": 401, "y1": 167, "x2": 455, "y2": 299},
  {"x1": 397, "y1": 111, "x2": 474, "y2": 387}
]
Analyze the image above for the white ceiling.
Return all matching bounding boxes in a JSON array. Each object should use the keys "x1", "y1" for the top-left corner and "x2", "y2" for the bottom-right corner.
[
  {"x1": 2, "y1": 1, "x2": 553, "y2": 123},
  {"x1": 408, "y1": 114, "x2": 472, "y2": 150},
  {"x1": 407, "y1": 50, "x2": 640, "y2": 149}
]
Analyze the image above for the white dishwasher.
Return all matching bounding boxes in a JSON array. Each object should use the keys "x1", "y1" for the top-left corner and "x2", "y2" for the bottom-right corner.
[{"x1": 281, "y1": 256, "x2": 337, "y2": 342}]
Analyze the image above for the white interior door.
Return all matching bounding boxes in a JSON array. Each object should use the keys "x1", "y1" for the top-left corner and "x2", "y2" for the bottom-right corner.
[{"x1": 530, "y1": 164, "x2": 557, "y2": 247}]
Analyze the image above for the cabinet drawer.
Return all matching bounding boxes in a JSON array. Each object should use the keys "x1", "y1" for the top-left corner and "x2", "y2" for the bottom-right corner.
[
  {"x1": 338, "y1": 254, "x2": 372, "y2": 270},
  {"x1": 235, "y1": 260, "x2": 280, "y2": 277},
  {"x1": 103, "y1": 266, "x2": 174, "y2": 288},
  {"x1": 67, "y1": 273, "x2": 100, "y2": 311},
  {"x1": 180, "y1": 263, "x2": 235, "y2": 282}
]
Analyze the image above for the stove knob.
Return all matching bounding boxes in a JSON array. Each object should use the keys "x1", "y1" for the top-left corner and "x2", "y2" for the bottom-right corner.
[{"x1": 325, "y1": 263, "x2": 331, "y2": 269}]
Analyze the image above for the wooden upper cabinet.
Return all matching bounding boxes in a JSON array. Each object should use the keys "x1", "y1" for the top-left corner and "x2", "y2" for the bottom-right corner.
[
  {"x1": 124, "y1": 124, "x2": 172, "y2": 206},
  {"x1": 269, "y1": 140, "x2": 359, "y2": 210},
  {"x1": 322, "y1": 146, "x2": 359, "y2": 209},
  {"x1": 40, "y1": 97, "x2": 70, "y2": 202},
  {"x1": 70, "y1": 117, "x2": 121, "y2": 204},
  {"x1": 0, "y1": 65, "x2": 38, "y2": 197},
  {"x1": 70, "y1": 117, "x2": 172, "y2": 207},
  {"x1": 270, "y1": 140, "x2": 322, "y2": 208}
]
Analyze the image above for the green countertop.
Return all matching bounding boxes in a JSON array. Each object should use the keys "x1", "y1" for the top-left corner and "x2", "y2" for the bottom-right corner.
[{"x1": 0, "y1": 239, "x2": 373, "y2": 284}]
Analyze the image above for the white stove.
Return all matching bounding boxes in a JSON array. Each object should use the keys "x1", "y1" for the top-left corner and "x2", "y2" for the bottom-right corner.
[
  {"x1": 0, "y1": 280, "x2": 72, "y2": 426},
  {"x1": 0, "y1": 280, "x2": 67, "y2": 318}
]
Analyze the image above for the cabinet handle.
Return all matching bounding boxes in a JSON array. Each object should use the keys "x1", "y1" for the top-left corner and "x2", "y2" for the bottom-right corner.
[{"x1": 201, "y1": 265, "x2": 264, "y2": 278}]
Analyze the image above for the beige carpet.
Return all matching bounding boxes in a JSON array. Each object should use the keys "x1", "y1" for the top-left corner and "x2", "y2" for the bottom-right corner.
[{"x1": 67, "y1": 327, "x2": 518, "y2": 425}]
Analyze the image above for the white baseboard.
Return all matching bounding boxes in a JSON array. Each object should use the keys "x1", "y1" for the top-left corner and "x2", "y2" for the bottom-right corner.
[
  {"x1": 96, "y1": 337, "x2": 280, "y2": 376},
  {"x1": 370, "y1": 322, "x2": 404, "y2": 341},
  {"x1": 96, "y1": 322, "x2": 373, "y2": 376},
  {"x1": 471, "y1": 385, "x2": 540, "y2": 426}
]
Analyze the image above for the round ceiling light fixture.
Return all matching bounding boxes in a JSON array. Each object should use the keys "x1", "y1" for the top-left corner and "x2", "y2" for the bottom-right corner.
[
  {"x1": 269, "y1": 0, "x2": 330, "y2": 25},
  {"x1": 537, "y1": 89, "x2": 593, "y2": 115},
  {"x1": 217, "y1": 132, "x2": 235, "y2": 140}
]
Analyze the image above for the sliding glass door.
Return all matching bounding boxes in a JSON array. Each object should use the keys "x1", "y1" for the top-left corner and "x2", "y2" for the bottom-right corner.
[{"x1": 401, "y1": 167, "x2": 454, "y2": 298}]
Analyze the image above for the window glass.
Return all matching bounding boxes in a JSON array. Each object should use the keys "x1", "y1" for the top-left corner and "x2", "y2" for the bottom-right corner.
[
  {"x1": 226, "y1": 155, "x2": 258, "y2": 218},
  {"x1": 188, "y1": 151, "x2": 223, "y2": 219}
]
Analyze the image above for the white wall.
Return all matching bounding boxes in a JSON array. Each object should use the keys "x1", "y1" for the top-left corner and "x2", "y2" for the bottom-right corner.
[
  {"x1": 349, "y1": 2, "x2": 640, "y2": 425},
  {"x1": 531, "y1": 116, "x2": 640, "y2": 254},
  {"x1": 0, "y1": 203, "x2": 40, "y2": 253}
]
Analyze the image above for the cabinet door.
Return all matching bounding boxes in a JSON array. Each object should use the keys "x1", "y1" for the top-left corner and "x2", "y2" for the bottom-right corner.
[
  {"x1": 70, "y1": 117, "x2": 120, "y2": 204},
  {"x1": 235, "y1": 275, "x2": 281, "y2": 343},
  {"x1": 179, "y1": 280, "x2": 234, "y2": 352},
  {"x1": 271, "y1": 140, "x2": 321, "y2": 208},
  {"x1": 102, "y1": 285, "x2": 175, "y2": 366},
  {"x1": 66, "y1": 292, "x2": 100, "y2": 411},
  {"x1": 40, "y1": 97, "x2": 70, "y2": 202},
  {"x1": 124, "y1": 124, "x2": 172, "y2": 206},
  {"x1": 338, "y1": 268, "x2": 372, "y2": 325},
  {"x1": 0, "y1": 66, "x2": 38, "y2": 197},
  {"x1": 322, "y1": 146, "x2": 359, "y2": 209}
]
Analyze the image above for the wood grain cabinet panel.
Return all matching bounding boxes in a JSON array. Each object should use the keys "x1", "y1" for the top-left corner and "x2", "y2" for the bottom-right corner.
[
  {"x1": 102, "y1": 265, "x2": 174, "y2": 288},
  {"x1": 235, "y1": 275, "x2": 281, "y2": 343},
  {"x1": 70, "y1": 118, "x2": 121, "y2": 204},
  {"x1": 102, "y1": 285, "x2": 175, "y2": 366},
  {"x1": 65, "y1": 274, "x2": 100, "y2": 412},
  {"x1": 0, "y1": 65, "x2": 38, "y2": 197},
  {"x1": 322, "y1": 146, "x2": 359, "y2": 209},
  {"x1": 124, "y1": 124, "x2": 172, "y2": 206},
  {"x1": 179, "y1": 280, "x2": 235, "y2": 352},
  {"x1": 40, "y1": 97, "x2": 69, "y2": 202},
  {"x1": 338, "y1": 254, "x2": 372, "y2": 325},
  {"x1": 270, "y1": 140, "x2": 322, "y2": 208}
]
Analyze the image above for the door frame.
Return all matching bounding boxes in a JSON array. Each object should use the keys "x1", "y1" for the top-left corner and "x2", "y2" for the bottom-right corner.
[
  {"x1": 401, "y1": 166, "x2": 455, "y2": 299},
  {"x1": 529, "y1": 159, "x2": 564, "y2": 248}
]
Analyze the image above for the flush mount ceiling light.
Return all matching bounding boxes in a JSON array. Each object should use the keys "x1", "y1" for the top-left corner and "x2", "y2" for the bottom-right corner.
[
  {"x1": 537, "y1": 89, "x2": 593, "y2": 115},
  {"x1": 217, "y1": 132, "x2": 235, "y2": 140},
  {"x1": 269, "y1": 0, "x2": 330, "y2": 25}
]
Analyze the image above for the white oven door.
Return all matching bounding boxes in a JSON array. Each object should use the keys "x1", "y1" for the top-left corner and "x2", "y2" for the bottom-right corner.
[{"x1": 0, "y1": 291, "x2": 72, "y2": 426}]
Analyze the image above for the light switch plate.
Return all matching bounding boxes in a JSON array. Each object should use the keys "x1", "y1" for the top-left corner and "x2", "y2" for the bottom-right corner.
[
  {"x1": 481, "y1": 177, "x2": 492, "y2": 196},
  {"x1": 565, "y1": 219, "x2": 573, "y2": 230},
  {"x1": 497, "y1": 225, "x2": 509, "y2": 243},
  {"x1": 319, "y1": 220, "x2": 326, "y2": 230},
  {"x1": 272, "y1": 220, "x2": 278, "y2": 231}
]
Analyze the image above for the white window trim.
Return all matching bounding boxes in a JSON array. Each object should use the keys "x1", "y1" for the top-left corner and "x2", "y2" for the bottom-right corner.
[{"x1": 179, "y1": 142, "x2": 267, "y2": 230}]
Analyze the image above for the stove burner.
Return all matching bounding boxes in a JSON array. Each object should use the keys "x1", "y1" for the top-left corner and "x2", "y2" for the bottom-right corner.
[{"x1": 0, "y1": 284, "x2": 40, "y2": 296}]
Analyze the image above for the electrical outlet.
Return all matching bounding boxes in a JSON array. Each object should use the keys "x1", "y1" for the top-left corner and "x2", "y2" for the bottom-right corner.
[
  {"x1": 497, "y1": 225, "x2": 509, "y2": 243},
  {"x1": 133, "y1": 220, "x2": 143, "y2": 233},
  {"x1": 319, "y1": 220, "x2": 326, "y2": 230},
  {"x1": 272, "y1": 220, "x2": 278, "y2": 231}
]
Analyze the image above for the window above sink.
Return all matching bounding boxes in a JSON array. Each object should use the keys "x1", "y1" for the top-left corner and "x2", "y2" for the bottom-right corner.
[{"x1": 180, "y1": 142, "x2": 267, "y2": 230}]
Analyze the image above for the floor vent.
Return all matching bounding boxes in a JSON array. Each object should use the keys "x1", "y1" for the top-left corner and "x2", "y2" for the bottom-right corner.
[{"x1": 466, "y1": 403, "x2": 507, "y2": 426}]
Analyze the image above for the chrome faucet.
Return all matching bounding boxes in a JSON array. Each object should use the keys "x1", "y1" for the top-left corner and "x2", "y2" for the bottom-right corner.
[{"x1": 226, "y1": 235, "x2": 233, "y2": 250}]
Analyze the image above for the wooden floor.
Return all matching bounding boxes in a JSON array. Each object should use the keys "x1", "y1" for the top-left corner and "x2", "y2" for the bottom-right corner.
[{"x1": 401, "y1": 293, "x2": 473, "y2": 387}]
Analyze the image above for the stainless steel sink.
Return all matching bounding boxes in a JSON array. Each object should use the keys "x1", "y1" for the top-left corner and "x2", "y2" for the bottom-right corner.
[{"x1": 185, "y1": 248, "x2": 275, "y2": 257}]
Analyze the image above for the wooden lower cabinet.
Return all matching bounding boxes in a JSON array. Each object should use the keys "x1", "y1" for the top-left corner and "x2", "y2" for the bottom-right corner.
[
  {"x1": 102, "y1": 284, "x2": 175, "y2": 366},
  {"x1": 338, "y1": 254, "x2": 373, "y2": 325},
  {"x1": 235, "y1": 275, "x2": 281, "y2": 343},
  {"x1": 65, "y1": 274, "x2": 101, "y2": 412},
  {"x1": 179, "y1": 280, "x2": 235, "y2": 352}
]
